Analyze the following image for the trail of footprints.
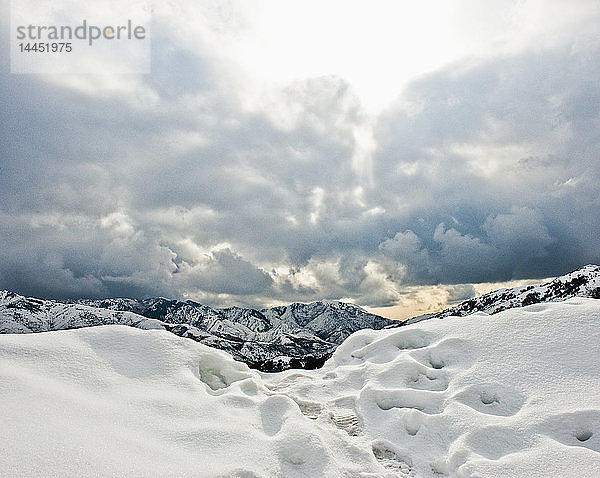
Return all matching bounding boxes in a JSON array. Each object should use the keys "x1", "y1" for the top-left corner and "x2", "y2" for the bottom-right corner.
[
  {"x1": 292, "y1": 396, "x2": 362, "y2": 436},
  {"x1": 268, "y1": 329, "x2": 597, "y2": 475},
  {"x1": 262, "y1": 333, "x2": 457, "y2": 476},
  {"x1": 269, "y1": 332, "x2": 460, "y2": 475},
  {"x1": 335, "y1": 331, "x2": 525, "y2": 474}
]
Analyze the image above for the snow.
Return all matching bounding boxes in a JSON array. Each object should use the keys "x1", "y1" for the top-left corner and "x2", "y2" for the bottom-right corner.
[{"x1": 1, "y1": 298, "x2": 599, "y2": 477}]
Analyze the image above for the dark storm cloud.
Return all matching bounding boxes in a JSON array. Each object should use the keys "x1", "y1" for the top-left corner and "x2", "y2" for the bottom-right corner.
[
  {"x1": 378, "y1": 207, "x2": 556, "y2": 285},
  {"x1": 173, "y1": 248, "x2": 274, "y2": 296},
  {"x1": 1, "y1": 2, "x2": 599, "y2": 307},
  {"x1": 372, "y1": 45, "x2": 600, "y2": 286}
]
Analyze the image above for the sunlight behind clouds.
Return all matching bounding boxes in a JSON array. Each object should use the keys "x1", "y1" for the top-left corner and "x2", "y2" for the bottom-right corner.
[{"x1": 152, "y1": 0, "x2": 600, "y2": 113}]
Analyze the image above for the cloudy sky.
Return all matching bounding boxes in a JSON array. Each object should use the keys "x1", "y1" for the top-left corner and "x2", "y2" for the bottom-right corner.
[{"x1": 1, "y1": 0, "x2": 599, "y2": 319}]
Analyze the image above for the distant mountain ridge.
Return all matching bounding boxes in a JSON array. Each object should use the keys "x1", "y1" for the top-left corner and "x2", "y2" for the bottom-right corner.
[
  {"x1": 71, "y1": 297, "x2": 390, "y2": 345},
  {"x1": 396, "y1": 264, "x2": 600, "y2": 327},
  {"x1": 0, "y1": 292, "x2": 392, "y2": 371},
  {"x1": 2, "y1": 265, "x2": 599, "y2": 370}
]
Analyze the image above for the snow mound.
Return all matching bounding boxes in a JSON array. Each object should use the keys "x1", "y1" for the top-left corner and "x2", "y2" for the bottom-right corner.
[{"x1": 1, "y1": 298, "x2": 599, "y2": 477}]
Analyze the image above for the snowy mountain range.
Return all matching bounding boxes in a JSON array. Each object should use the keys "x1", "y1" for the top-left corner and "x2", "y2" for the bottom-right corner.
[
  {"x1": 0, "y1": 292, "x2": 392, "y2": 371},
  {"x1": 397, "y1": 264, "x2": 600, "y2": 326},
  {"x1": 3, "y1": 298, "x2": 599, "y2": 476},
  {"x1": 1, "y1": 265, "x2": 599, "y2": 371}
]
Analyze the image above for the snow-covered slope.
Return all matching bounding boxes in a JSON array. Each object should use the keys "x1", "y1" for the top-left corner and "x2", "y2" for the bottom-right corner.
[
  {"x1": 400, "y1": 264, "x2": 600, "y2": 326},
  {"x1": 263, "y1": 301, "x2": 392, "y2": 344},
  {"x1": 0, "y1": 291, "x2": 392, "y2": 371},
  {"x1": 1, "y1": 298, "x2": 598, "y2": 477}
]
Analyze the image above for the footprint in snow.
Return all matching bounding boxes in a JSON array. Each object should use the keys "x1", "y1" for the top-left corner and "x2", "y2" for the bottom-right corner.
[
  {"x1": 331, "y1": 409, "x2": 361, "y2": 436},
  {"x1": 350, "y1": 330, "x2": 436, "y2": 363},
  {"x1": 452, "y1": 383, "x2": 526, "y2": 417},
  {"x1": 372, "y1": 388, "x2": 445, "y2": 415},
  {"x1": 293, "y1": 399, "x2": 323, "y2": 420},
  {"x1": 540, "y1": 410, "x2": 600, "y2": 453},
  {"x1": 260, "y1": 395, "x2": 297, "y2": 436},
  {"x1": 409, "y1": 337, "x2": 471, "y2": 372},
  {"x1": 371, "y1": 440, "x2": 415, "y2": 477}
]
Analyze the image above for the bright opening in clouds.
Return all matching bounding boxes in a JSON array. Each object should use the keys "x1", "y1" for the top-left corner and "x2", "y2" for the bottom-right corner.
[{"x1": 1, "y1": 0, "x2": 599, "y2": 318}]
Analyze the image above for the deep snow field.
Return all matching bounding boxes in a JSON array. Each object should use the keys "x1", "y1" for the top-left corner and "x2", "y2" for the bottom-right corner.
[{"x1": 1, "y1": 298, "x2": 599, "y2": 477}]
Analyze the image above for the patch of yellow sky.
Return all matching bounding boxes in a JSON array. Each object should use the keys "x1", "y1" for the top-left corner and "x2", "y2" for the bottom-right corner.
[{"x1": 366, "y1": 278, "x2": 546, "y2": 321}]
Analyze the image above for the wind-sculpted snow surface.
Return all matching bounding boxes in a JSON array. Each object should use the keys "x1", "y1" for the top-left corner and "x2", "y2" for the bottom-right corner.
[{"x1": 1, "y1": 298, "x2": 599, "y2": 477}]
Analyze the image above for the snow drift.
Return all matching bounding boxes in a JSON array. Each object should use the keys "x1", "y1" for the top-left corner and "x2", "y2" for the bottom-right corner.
[{"x1": 1, "y1": 298, "x2": 599, "y2": 477}]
